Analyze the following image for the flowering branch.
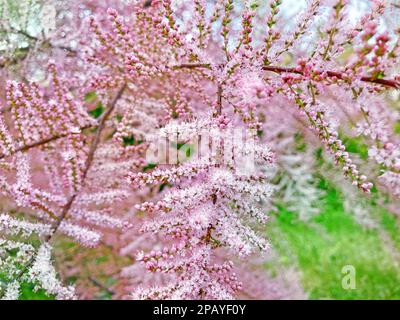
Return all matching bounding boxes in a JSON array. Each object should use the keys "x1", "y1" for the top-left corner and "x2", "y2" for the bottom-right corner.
[
  {"x1": 172, "y1": 64, "x2": 399, "y2": 89},
  {"x1": 262, "y1": 65, "x2": 400, "y2": 89},
  {"x1": 9, "y1": 84, "x2": 126, "y2": 287},
  {"x1": 0, "y1": 125, "x2": 94, "y2": 160}
]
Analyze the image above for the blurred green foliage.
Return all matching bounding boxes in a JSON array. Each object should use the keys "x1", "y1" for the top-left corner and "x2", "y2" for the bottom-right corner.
[{"x1": 268, "y1": 181, "x2": 400, "y2": 299}]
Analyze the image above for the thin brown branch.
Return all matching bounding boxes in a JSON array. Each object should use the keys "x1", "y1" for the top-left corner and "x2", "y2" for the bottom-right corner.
[
  {"x1": 47, "y1": 83, "x2": 127, "y2": 237},
  {"x1": 173, "y1": 63, "x2": 400, "y2": 89},
  {"x1": 0, "y1": 125, "x2": 94, "y2": 160},
  {"x1": 0, "y1": 27, "x2": 77, "y2": 69},
  {"x1": 11, "y1": 84, "x2": 127, "y2": 285},
  {"x1": 172, "y1": 63, "x2": 211, "y2": 69},
  {"x1": 216, "y1": 84, "x2": 223, "y2": 115},
  {"x1": 88, "y1": 277, "x2": 116, "y2": 296},
  {"x1": 262, "y1": 65, "x2": 400, "y2": 89},
  {"x1": 8, "y1": 26, "x2": 77, "y2": 54}
]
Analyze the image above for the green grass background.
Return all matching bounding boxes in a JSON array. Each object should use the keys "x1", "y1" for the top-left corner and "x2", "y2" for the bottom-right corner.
[{"x1": 267, "y1": 181, "x2": 400, "y2": 299}]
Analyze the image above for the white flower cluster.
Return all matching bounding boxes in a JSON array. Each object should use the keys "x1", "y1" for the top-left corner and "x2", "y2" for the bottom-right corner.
[
  {"x1": 0, "y1": 214, "x2": 52, "y2": 238},
  {"x1": 28, "y1": 243, "x2": 76, "y2": 300}
]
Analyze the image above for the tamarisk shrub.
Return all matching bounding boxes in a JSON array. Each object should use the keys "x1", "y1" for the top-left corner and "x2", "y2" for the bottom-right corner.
[
  {"x1": 0, "y1": 64, "x2": 131, "y2": 299},
  {"x1": 0, "y1": 0, "x2": 399, "y2": 299},
  {"x1": 128, "y1": 117, "x2": 274, "y2": 299}
]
